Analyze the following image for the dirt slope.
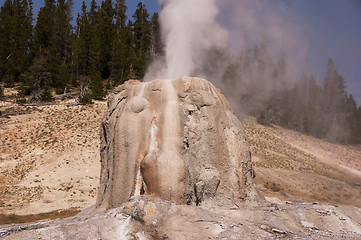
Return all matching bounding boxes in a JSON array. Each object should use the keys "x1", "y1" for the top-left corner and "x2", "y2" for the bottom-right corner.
[
  {"x1": 0, "y1": 96, "x2": 107, "y2": 216},
  {"x1": 243, "y1": 117, "x2": 361, "y2": 206}
]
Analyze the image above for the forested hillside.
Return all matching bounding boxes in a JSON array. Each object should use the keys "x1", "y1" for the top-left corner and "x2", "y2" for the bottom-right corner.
[
  {"x1": 0, "y1": 0, "x2": 360, "y2": 144},
  {"x1": 0, "y1": 0, "x2": 161, "y2": 101},
  {"x1": 207, "y1": 45, "x2": 361, "y2": 144}
]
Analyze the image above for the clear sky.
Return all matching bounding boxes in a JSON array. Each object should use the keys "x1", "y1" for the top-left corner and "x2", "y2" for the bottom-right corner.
[
  {"x1": 29, "y1": 0, "x2": 161, "y2": 22},
  {"x1": 1, "y1": 0, "x2": 360, "y2": 105},
  {"x1": 288, "y1": 0, "x2": 361, "y2": 105}
]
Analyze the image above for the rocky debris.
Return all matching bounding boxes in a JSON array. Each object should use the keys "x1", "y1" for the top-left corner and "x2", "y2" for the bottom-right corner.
[
  {"x1": 1, "y1": 195, "x2": 361, "y2": 239},
  {"x1": 96, "y1": 77, "x2": 258, "y2": 211}
]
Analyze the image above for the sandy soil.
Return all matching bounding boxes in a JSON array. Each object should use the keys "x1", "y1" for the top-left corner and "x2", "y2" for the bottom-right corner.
[
  {"x1": 0, "y1": 91, "x2": 107, "y2": 216},
  {"x1": 243, "y1": 117, "x2": 361, "y2": 206}
]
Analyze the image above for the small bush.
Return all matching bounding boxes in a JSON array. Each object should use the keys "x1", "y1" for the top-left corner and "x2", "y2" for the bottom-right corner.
[
  {"x1": 40, "y1": 89, "x2": 54, "y2": 102},
  {"x1": 55, "y1": 87, "x2": 65, "y2": 95},
  {"x1": 0, "y1": 85, "x2": 3, "y2": 98},
  {"x1": 78, "y1": 94, "x2": 93, "y2": 105},
  {"x1": 17, "y1": 85, "x2": 32, "y2": 97},
  {"x1": 4, "y1": 74, "x2": 15, "y2": 88},
  {"x1": 105, "y1": 81, "x2": 111, "y2": 90},
  {"x1": 16, "y1": 98, "x2": 27, "y2": 104}
]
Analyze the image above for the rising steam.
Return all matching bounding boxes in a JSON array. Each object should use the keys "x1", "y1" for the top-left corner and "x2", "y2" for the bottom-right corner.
[
  {"x1": 144, "y1": 0, "x2": 228, "y2": 81},
  {"x1": 145, "y1": 0, "x2": 308, "y2": 108}
]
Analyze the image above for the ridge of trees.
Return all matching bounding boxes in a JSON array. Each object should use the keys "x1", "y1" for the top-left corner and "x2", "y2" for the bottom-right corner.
[
  {"x1": 203, "y1": 40, "x2": 361, "y2": 145},
  {"x1": 0, "y1": 0, "x2": 161, "y2": 101},
  {"x1": 0, "y1": 0, "x2": 360, "y2": 144}
]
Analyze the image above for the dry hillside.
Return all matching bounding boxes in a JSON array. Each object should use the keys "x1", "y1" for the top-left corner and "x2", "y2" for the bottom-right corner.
[
  {"x1": 243, "y1": 117, "x2": 361, "y2": 207},
  {"x1": 0, "y1": 87, "x2": 107, "y2": 222},
  {"x1": 1, "y1": 86, "x2": 361, "y2": 225}
]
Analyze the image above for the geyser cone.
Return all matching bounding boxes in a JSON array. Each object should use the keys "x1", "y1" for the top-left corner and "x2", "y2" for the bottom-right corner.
[{"x1": 95, "y1": 77, "x2": 258, "y2": 211}]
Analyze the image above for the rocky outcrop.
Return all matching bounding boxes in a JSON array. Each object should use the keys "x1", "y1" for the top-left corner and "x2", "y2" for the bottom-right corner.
[{"x1": 95, "y1": 77, "x2": 258, "y2": 211}]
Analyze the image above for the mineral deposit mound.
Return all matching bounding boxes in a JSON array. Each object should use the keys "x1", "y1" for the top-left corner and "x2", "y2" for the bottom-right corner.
[{"x1": 95, "y1": 77, "x2": 258, "y2": 211}]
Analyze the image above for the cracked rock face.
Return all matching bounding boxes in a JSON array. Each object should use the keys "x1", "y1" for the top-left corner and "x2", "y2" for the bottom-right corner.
[{"x1": 95, "y1": 77, "x2": 257, "y2": 211}]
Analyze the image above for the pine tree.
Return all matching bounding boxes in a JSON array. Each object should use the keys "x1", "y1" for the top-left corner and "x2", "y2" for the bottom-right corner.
[
  {"x1": 31, "y1": 0, "x2": 73, "y2": 94},
  {"x1": 0, "y1": 0, "x2": 16, "y2": 86},
  {"x1": 266, "y1": 49, "x2": 290, "y2": 125},
  {"x1": 321, "y1": 58, "x2": 348, "y2": 142},
  {"x1": 72, "y1": 1, "x2": 91, "y2": 81},
  {"x1": 285, "y1": 73, "x2": 321, "y2": 134},
  {"x1": 21, "y1": 54, "x2": 48, "y2": 91},
  {"x1": 273, "y1": 49, "x2": 289, "y2": 90},
  {"x1": 150, "y1": 12, "x2": 162, "y2": 57},
  {"x1": 0, "y1": 0, "x2": 33, "y2": 84},
  {"x1": 115, "y1": 0, "x2": 127, "y2": 33},
  {"x1": 88, "y1": 0, "x2": 101, "y2": 78},
  {"x1": 305, "y1": 75, "x2": 323, "y2": 137},
  {"x1": 345, "y1": 94, "x2": 358, "y2": 143},
  {"x1": 34, "y1": 0, "x2": 56, "y2": 54},
  {"x1": 54, "y1": 0, "x2": 73, "y2": 62},
  {"x1": 98, "y1": 0, "x2": 115, "y2": 79},
  {"x1": 88, "y1": 0, "x2": 103, "y2": 98},
  {"x1": 55, "y1": 61, "x2": 70, "y2": 94},
  {"x1": 132, "y1": 2, "x2": 151, "y2": 78},
  {"x1": 32, "y1": 0, "x2": 56, "y2": 91},
  {"x1": 112, "y1": 0, "x2": 128, "y2": 85},
  {"x1": 53, "y1": 0, "x2": 73, "y2": 92},
  {"x1": 356, "y1": 107, "x2": 361, "y2": 144},
  {"x1": 249, "y1": 38, "x2": 274, "y2": 116}
]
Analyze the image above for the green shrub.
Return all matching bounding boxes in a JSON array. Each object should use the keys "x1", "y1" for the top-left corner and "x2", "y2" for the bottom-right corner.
[
  {"x1": 17, "y1": 85, "x2": 32, "y2": 97},
  {"x1": 78, "y1": 94, "x2": 93, "y2": 105},
  {"x1": 55, "y1": 87, "x2": 65, "y2": 95},
  {"x1": 4, "y1": 74, "x2": 15, "y2": 88},
  {"x1": 16, "y1": 98, "x2": 27, "y2": 104},
  {"x1": 40, "y1": 89, "x2": 54, "y2": 102}
]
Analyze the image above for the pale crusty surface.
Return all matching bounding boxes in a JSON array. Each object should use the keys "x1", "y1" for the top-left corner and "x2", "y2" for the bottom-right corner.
[
  {"x1": 2, "y1": 195, "x2": 361, "y2": 239},
  {"x1": 96, "y1": 77, "x2": 258, "y2": 211}
]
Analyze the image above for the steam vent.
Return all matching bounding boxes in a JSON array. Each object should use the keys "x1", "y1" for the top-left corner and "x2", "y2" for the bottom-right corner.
[{"x1": 95, "y1": 77, "x2": 258, "y2": 211}]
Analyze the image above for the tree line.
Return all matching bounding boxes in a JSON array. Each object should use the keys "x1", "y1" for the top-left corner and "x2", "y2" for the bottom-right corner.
[
  {"x1": 0, "y1": 0, "x2": 360, "y2": 144},
  {"x1": 0, "y1": 0, "x2": 161, "y2": 101},
  {"x1": 202, "y1": 39, "x2": 361, "y2": 144}
]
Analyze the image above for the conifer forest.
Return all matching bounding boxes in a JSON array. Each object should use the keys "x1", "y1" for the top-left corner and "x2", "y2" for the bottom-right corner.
[{"x1": 0, "y1": 0, "x2": 360, "y2": 144}]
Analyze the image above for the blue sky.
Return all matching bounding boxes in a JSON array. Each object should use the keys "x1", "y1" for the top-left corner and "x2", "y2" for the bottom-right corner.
[
  {"x1": 1, "y1": 0, "x2": 360, "y2": 105},
  {"x1": 30, "y1": 0, "x2": 160, "y2": 22},
  {"x1": 289, "y1": 0, "x2": 361, "y2": 105}
]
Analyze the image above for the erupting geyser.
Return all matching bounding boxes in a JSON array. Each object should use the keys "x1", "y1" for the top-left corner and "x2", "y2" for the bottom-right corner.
[{"x1": 95, "y1": 77, "x2": 257, "y2": 211}]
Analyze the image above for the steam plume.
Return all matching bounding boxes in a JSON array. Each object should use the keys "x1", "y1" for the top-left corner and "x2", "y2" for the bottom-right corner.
[
  {"x1": 145, "y1": 0, "x2": 228, "y2": 80},
  {"x1": 145, "y1": 0, "x2": 308, "y2": 104}
]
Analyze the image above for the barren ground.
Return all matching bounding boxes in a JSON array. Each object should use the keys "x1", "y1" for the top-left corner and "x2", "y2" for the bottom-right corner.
[
  {"x1": 243, "y1": 117, "x2": 361, "y2": 207},
  {"x1": 0, "y1": 87, "x2": 107, "y2": 221},
  {"x1": 1, "y1": 86, "x2": 361, "y2": 227}
]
